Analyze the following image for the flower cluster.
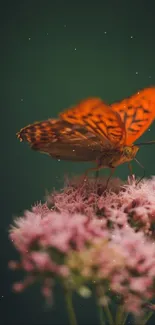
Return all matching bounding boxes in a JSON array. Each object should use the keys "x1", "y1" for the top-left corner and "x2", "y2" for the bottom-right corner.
[{"x1": 9, "y1": 176, "x2": 155, "y2": 315}]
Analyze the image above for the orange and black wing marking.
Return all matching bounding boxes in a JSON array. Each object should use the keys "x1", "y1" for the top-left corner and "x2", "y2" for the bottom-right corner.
[
  {"x1": 111, "y1": 87, "x2": 155, "y2": 145},
  {"x1": 16, "y1": 119, "x2": 104, "y2": 161},
  {"x1": 60, "y1": 97, "x2": 126, "y2": 147}
]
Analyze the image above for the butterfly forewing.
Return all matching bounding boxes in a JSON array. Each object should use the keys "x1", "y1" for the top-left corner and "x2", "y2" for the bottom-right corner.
[
  {"x1": 111, "y1": 87, "x2": 155, "y2": 145},
  {"x1": 60, "y1": 97, "x2": 126, "y2": 146}
]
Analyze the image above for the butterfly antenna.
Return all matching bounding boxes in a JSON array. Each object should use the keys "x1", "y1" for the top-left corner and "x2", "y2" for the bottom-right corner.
[
  {"x1": 136, "y1": 140, "x2": 155, "y2": 146},
  {"x1": 134, "y1": 158, "x2": 145, "y2": 184}
]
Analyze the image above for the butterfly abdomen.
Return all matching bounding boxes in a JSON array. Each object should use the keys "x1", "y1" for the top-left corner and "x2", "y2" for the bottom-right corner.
[{"x1": 97, "y1": 148, "x2": 121, "y2": 168}]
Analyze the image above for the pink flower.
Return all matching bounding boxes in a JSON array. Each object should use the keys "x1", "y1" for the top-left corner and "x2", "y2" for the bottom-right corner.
[
  {"x1": 10, "y1": 207, "x2": 108, "y2": 254},
  {"x1": 9, "y1": 176, "x2": 155, "y2": 315}
]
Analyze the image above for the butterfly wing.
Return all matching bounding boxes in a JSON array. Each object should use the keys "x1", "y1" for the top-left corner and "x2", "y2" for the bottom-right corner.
[
  {"x1": 60, "y1": 97, "x2": 126, "y2": 147},
  {"x1": 16, "y1": 119, "x2": 105, "y2": 161},
  {"x1": 111, "y1": 87, "x2": 155, "y2": 145}
]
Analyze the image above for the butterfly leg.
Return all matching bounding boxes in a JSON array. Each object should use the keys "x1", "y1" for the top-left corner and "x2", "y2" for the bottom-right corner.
[
  {"x1": 128, "y1": 163, "x2": 135, "y2": 183},
  {"x1": 95, "y1": 170, "x2": 99, "y2": 179},
  {"x1": 77, "y1": 166, "x2": 102, "y2": 195},
  {"x1": 134, "y1": 158, "x2": 145, "y2": 185},
  {"x1": 83, "y1": 165, "x2": 103, "y2": 181},
  {"x1": 105, "y1": 168, "x2": 115, "y2": 189},
  {"x1": 128, "y1": 162, "x2": 133, "y2": 175},
  {"x1": 84, "y1": 166, "x2": 115, "y2": 189}
]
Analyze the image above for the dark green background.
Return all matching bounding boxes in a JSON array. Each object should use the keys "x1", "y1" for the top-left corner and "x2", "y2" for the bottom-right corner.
[{"x1": 1, "y1": 0, "x2": 155, "y2": 324}]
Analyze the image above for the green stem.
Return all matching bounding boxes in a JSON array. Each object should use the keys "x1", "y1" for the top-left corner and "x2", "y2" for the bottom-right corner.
[
  {"x1": 115, "y1": 305, "x2": 128, "y2": 325},
  {"x1": 141, "y1": 311, "x2": 154, "y2": 325},
  {"x1": 115, "y1": 305, "x2": 124, "y2": 325},
  {"x1": 122, "y1": 312, "x2": 128, "y2": 325},
  {"x1": 65, "y1": 290, "x2": 78, "y2": 325},
  {"x1": 104, "y1": 304, "x2": 114, "y2": 325},
  {"x1": 97, "y1": 304, "x2": 106, "y2": 325}
]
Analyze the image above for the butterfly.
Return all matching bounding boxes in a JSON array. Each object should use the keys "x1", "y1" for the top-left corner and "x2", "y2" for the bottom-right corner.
[{"x1": 16, "y1": 87, "x2": 155, "y2": 179}]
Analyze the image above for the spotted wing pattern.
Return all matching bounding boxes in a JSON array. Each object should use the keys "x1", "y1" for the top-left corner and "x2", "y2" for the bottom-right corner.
[
  {"x1": 16, "y1": 119, "x2": 105, "y2": 161},
  {"x1": 60, "y1": 97, "x2": 126, "y2": 146},
  {"x1": 111, "y1": 87, "x2": 155, "y2": 145}
]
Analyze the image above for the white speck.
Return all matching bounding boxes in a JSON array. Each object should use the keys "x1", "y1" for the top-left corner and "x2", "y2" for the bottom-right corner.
[
  {"x1": 58, "y1": 159, "x2": 60, "y2": 162},
  {"x1": 136, "y1": 71, "x2": 138, "y2": 75},
  {"x1": 20, "y1": 98, "x2": 23, "y2": 102},
  {"x1": 78, "y1": 286, "x2": 91, "y2": 298},
  {"x1": 28, "y1": 37, "x2": 31, "y2": 41},
  {"x1": 148, "y1": 129, "x2": 151, "y2": 131},
  {"x1": 46, "y1": 32, "x2": 49, "y2": 35},
  {"x1": 1, "y1": 296, "x2": 4, "y2": 298},
  {"x1": 72, "y1": 149, "x2": 75, "y2": 152},
  {"x1": 64, "y1": 24, "x2": 66, "y2": 28},
  {"x1": 104, "y1": 31, "x2": 107, "y2": 34},
  {"x1": 130, "y1": 36, "x2": 133, "y2": 39},
  {"x1": 74, "y1": 48, "x2": 77, "y2": 51},
  {"x1": 149, "y1": 75, "x2": 152, "y2": 78}
]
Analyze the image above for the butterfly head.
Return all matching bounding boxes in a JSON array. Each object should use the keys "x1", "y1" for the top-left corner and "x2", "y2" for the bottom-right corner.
[
  {"x1": 122, "y1": 145, "x2": 139, "y2": 162},
  {"x1": 109, "y1": 145, "x2": 139, "y2": 168}
]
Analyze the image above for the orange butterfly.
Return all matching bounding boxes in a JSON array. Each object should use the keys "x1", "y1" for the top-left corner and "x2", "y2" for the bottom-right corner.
[{"x1": 16, "y1": 87, "x2": 155, "y2": 178}]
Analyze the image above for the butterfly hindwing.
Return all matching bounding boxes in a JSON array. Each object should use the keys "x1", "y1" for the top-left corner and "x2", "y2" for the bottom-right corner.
[{"x1": 16, "y1": 119, "x2": 105, "y2": 161}]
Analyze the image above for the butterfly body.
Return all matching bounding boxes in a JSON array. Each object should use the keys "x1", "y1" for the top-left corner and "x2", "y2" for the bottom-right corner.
[
  {"x1": 16, "y1": 87, "x2": 155, "y2": 174},
  {"x1": 96, "y1": 145, "x2": 139, "y2": 169}
]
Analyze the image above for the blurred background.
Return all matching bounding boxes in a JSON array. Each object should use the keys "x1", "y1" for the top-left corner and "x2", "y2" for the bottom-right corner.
[{"x1": 1, "y1": 0, "x2": 155, "y2": 323}]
